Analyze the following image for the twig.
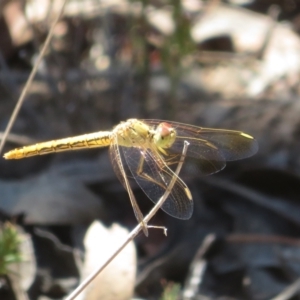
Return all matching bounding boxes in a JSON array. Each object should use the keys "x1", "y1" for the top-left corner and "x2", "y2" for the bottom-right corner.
[
  {"x1": 0, "y1": 132, "x2": 36, "y2": 146},
  {"x1": 270, "y1": 277, "x2": 300, "y2": 300},
  {"x1": 200, "y1": 176, "x2": 300, "y2": 227},
  {"x1": 65, "y1": 140, "x2": 190, "y2": 300},
  {"x1": 0, "y1": 0, "x2": 67, "y2": 155},
  {"x1": 182, "y1": 234, "x2": 216, "y2": 300}
]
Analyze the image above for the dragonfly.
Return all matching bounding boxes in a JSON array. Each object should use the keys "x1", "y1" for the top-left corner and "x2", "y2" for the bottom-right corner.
[{"x1": 4, "y1": 119, "x2": 258, "y2": 235}]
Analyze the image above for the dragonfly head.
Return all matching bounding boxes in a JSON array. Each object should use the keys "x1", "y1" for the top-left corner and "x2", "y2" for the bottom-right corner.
[{"x1": 154, "y1": 122, "x2": 177, "y2": 149}]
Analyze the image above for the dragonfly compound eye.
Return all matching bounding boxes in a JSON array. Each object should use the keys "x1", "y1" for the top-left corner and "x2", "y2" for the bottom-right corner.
[{"x1": 154, "y1": 122, "x2": 177, "y2": 149}]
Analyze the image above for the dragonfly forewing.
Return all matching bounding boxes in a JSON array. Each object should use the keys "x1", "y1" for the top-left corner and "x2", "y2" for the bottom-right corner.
[{"x1": 143, "y1": 119, "x2": 258, "y2": 175}]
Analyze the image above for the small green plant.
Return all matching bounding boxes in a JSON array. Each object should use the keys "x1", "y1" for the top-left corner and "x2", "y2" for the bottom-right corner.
[
  {"x1": 0, "y1": 223, "x2": 22, "y2": 276},
  {"x1": 160, "y1": 281, "x2": 181, "y2": 300}
]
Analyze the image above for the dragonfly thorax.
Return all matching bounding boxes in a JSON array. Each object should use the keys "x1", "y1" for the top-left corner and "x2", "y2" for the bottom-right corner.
[{"x1": 114, "y1": 119, "x2": 152, "y2": 147}]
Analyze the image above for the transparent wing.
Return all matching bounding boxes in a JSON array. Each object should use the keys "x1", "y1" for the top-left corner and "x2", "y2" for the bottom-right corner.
[
  {"x1": 109, "y1": 135, "x2": 148, "y2": 235},
  {"x1": 121, "y1": 145, "x2": 193, "y2": 220},
  {"x1": 143, "y1": 119, "x2": 258, "y2": 175}
]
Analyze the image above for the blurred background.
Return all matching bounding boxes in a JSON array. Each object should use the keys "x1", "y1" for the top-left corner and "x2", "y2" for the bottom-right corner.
[{"x1": 1, "y1": 0, "x2": 300, "y2": 299}]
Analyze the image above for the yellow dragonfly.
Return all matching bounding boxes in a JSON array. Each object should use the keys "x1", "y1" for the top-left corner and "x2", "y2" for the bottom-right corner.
[{"x1": 4, "y1": 119, "x2": 258, "y2": 235}]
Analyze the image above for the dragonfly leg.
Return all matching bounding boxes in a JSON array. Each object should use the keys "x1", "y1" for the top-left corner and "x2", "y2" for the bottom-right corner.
[
  {"x1": 135, "y1": 149, "x2": 192, "y2": 201},
  {"x1": 136, "y1": 153, "x2": 171, "y2": 190}
]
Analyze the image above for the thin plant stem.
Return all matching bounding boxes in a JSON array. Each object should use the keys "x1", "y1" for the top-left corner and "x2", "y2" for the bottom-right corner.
[
  {"x1": 66, "y1": 140, "x2": 190, "y2": 300},
  {"x1": 270, "y1": 277, "x2": 300, "y2": 300},
  {"x1": 0, "y1": 0, "x2": 67, "y2": 155}
]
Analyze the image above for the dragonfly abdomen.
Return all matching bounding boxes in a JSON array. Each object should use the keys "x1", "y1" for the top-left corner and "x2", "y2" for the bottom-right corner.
[{"x1": 4, "y1": 131, "x2": 112, "y2": 159}]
